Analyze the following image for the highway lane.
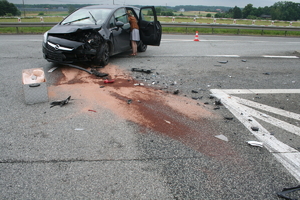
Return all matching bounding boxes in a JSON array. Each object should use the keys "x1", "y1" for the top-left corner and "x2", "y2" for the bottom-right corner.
[{"x1": 0, "y1": 34, "x2": 300, "y2": 199}]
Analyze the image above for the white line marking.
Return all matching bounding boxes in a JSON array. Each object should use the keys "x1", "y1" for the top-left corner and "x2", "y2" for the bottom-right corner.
[
  {"x1": 263, "y1": 55, "x2": 299, "y2": 58},
  {"x1": 221, "y1": 89, "x2": 300, "y2": 94},
  {"x1": 233, "y1": 96, "x2": 300, "y2": 121},
  {"x1": 207, "y1": 55, "x2": 240, "y2": 57},
  {"x1": 210, "y1": 89, "x2": 300, "y2": 182}
]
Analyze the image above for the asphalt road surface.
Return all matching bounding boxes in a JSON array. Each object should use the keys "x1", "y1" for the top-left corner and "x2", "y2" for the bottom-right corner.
[{"x1": 0, "y1": 34, "x2": 300, "y2": 199}]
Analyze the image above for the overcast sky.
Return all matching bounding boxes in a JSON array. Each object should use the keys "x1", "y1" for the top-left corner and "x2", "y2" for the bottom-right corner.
[{"x1": 9, "y1": 0, "x2": 282, "y2": 8}]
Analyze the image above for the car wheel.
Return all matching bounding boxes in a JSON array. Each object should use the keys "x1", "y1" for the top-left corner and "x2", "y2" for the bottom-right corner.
[
  {"x1": 137, "y1": 41, "x2": 147, "y2": 52},
  {"x1": 93, "y1": 42, "x2": 110, "y2": 66}
]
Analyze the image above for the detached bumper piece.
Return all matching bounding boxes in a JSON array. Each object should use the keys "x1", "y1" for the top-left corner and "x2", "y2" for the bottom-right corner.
[{"x1": 277, "y1": 185, "x2": 300, "y2": 200}]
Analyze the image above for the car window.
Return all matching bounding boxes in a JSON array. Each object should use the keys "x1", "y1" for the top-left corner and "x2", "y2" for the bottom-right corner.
[
  {"x1": 133, "y1": 8, "x2": 140, "y2": 19},
  {"x1": 114, "y1": 8, "x2": 128, "y2": 24},
  {"x1": 62, "y1": 8, "x2": 112, "y2": 25},
  {"x1": 139, "y1": 8, "x2": 153, "y2": 21}
]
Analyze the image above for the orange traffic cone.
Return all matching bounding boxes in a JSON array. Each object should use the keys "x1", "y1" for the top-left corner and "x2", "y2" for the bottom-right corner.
[{"x1": 194, "y1": 31, "x2": 200, "y2": 41}]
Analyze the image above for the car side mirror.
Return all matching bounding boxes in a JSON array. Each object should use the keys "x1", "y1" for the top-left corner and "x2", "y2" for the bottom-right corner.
[
  {"x1": 116, "y1": 21, "x2": 124, "y2": 28},
  {"x1": 111, "y1": 21, "x2": 124, "y2": 31}
]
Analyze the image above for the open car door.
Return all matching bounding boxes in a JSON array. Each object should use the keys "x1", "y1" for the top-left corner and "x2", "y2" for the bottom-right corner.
[{"x1": 139, "y1": 6, "x2": 162, "y2": 46}]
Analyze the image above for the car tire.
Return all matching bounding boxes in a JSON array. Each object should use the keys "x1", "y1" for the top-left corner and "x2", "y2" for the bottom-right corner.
[
  {"x1": 93, "y1": 42, "x2": 110, "y2": 66},
  {"x1": 137, "y1": 41, "x2": 147, "y2": 52}
]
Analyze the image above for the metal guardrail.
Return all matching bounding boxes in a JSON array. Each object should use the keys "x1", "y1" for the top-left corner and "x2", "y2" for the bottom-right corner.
[{"x1": 0, "y1": 22, "x2": 300, "y2": 35}]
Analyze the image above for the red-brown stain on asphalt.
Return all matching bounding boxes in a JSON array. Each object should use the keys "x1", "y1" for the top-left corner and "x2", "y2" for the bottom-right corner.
[{"x1": 48, "y1": 64, "x2": 241, "y2": 161}]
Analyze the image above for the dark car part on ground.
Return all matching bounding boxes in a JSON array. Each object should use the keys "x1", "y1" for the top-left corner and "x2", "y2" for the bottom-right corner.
[
  {"x1": 277, "y1": 185, "x2": 300, "y2": 200},
  {"x1": 50, "y1": 96, "x2": 71, "y2": 108},
  {"x1": 67, "y1": 64, "x2": 108, "y2": 77},
  {"x1": 131, "y1": 68, "x2": 152, "y2": 74}
]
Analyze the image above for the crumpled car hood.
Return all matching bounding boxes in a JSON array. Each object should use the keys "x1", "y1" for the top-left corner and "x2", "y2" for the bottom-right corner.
[{"x1": 48, "y1": 24, "x2": 102, "y2": 34}]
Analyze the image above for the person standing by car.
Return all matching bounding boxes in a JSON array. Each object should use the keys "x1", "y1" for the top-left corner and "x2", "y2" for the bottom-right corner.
[{"x1": 127, "y1": 10, "x2": 140, "y2": 56}]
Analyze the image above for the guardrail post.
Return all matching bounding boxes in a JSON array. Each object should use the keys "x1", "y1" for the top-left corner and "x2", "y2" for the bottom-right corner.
[
  {"x1": 261, "y1": 30, "x2": 264, "y2": 35},
  {"x1": 285, "y1": 31, "x2": 287, "y2": 36},
  {"x1": 212, "y1": 28, "x2": 214, "y2": 34},
  {"x1": 16, "y1": 27, "x2": 19, "y2": 34},
  {"x1": 237, "y1": 29, "x2": 240, "y2": 35}
]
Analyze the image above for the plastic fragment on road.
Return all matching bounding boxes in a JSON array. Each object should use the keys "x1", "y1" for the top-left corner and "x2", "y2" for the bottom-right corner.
[
  {"x1": 131, "y1": 68, "x2": 152, "y2": 74},
  {"x1": 88, "y1": 109, "x2": 97, "y2": 112},
  {"x1": 251, "y1": 126, "x2": 259, "y2": 131},
  {"x1": 247, "y1": 141, "x2": 263, "y2": 147},
  {"x1": 50, "y1": 96, "x2": 71, "y2": 108},
  {"x1": 215, "y1": 134, "x2": 229, "y2": 142},
  {"x1": 164, "y1": 120, "x2": 171, "y2": 124},
  {"x1": 218, "y1": 60, "x2": 228, "y2": 64},
  {"x1": 75, "y1": 128, "x2": 84, "y2": 131},
  {"x1": 241, "y1": 59, "x2": 247, "y2": 62},
  {"x1": 277, "y1": 185, "x2": 300, "y2": 200},
  {"x1": 48, "y1": 67, "x2": 58, "y2": 73},
  {"x1": 104, "y1": 79, "x2": 115, "y2": 83}
]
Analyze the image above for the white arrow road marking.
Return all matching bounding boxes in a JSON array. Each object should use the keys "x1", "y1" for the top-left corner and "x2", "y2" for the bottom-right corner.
[{"x1": 210, "y1": 89, "x2": 300, "y2": 182}]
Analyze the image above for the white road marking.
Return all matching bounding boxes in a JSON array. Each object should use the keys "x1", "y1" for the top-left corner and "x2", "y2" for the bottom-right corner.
[
  {"x1": 207, "y1": 55, "x2": 240, "y2": 57},
  {"x1": 210, "y1": 89, "x2": 300, "y2": 182},
  {"x1": 263, "y1": 55, "x2": 299, "y2": 58}
]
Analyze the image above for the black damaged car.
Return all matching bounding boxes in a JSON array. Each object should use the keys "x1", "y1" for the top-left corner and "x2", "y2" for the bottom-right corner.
[{"x1": 42, "y1": 5, "x2": 161, "y2": 66}]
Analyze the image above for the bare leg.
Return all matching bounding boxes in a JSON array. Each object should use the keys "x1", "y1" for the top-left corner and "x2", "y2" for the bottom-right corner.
[{"x1": 131, "y1": 40, "x2": 137, "y2": 55}]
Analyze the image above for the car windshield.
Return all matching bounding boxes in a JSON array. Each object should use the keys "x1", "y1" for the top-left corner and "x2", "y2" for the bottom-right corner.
[{"x1": 62, "y1": 8, "x2": 112, "y2": 25}]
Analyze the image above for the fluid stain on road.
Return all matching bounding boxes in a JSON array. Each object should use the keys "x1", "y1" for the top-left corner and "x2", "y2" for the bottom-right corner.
[{"x1": 48, "y1": 64, "x2": 240, "y2": 161}]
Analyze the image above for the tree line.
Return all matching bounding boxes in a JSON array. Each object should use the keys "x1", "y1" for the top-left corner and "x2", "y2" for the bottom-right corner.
[
  {"x1": 215, "y1": 1, "x2": 300, "y2": 21},
  {"x1": 0, "y1": 0, "x2": 20, "y2": 16}
]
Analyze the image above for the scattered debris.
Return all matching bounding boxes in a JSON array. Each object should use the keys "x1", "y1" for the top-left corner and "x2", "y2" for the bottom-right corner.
[
  {"x1": 215, "y1": 134, "x2": 229, "y2": 142},
  {"x1": 192, "y1": 96, "x2": 203, "y2": 100},
  {"x1": 214, "y1": 65, "x2": 222, "y2": 67},
  {"x1": 100, "y1": 86, "x2": 105, "y2": 88},
  {"x1": 192, "y1": 90, "x2": 198, "y2": 93},
  {"x1": 215, "y1": 99, "x2": 222, "y2": 105},
  {"x1": 173, "y1": 90, "x2": 179, "y2": 95},
  {"x1": 88, "y1": 109, "x2": 97, "y2": 112},
  {"x1": 127, "y1": 99, "x2": 132, "y2": 104},
  {"x1": 75, "y1": 128, "x2": 84, "y2": 131},
  {"x1": 91, "y1": 69, "x2": 108, "y2": 77},
  {"x1": 134, "y1": 83, "x2": 144, "y2": 86},
  {"x1": 218, "y1": 60, "x2": 228, "y2": 64},
  {"x1": 241, "y1": 59, "x2": 247, "y2": 62},
  {"x1": 164, "y1": 120, "x2": 171, "y2": 124},
  {"x1": 247, "y1": 141, "x2": 263, "y2": 147},
  {"x1": 48, "y1": 67, "x2": 58, "y2": 73},
  {"x1": 67, "y1": 64, "x2": 108, "y2": 77},
  {"x1": 263, "y1": 72, "x2": 270, "y2": 75},
  {"x1": 277, "y1": 185, "x2": 300, "y2": 200},
  {"x1": 213, "y1": 107, "x2": 220, "y2": 110},
  {"x1": 260, "y1": 114, "x2": 268, "y2": 118},
  {"x1": 50, "y1": 96, "x2": 71, "y2": 108},
  {"x1": 104, "y1": 79, "x2": 115, "y2": 83},
  {"x1": 131, "y1": 68, "x2": 152, "y2": 74},
  {"x1": 224, "y1": 117, "x2": 234, "y2": 120},
  {"x1": 251, "y1": 127, "x2": 259, "y2": 131}
]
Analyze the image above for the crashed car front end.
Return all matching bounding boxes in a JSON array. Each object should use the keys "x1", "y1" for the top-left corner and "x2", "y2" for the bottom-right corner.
[{"x1": 42, "y1": 27, "x2": 104, "y2": 64}]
